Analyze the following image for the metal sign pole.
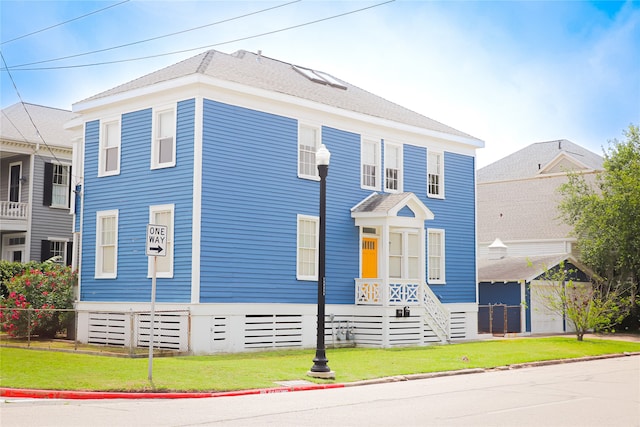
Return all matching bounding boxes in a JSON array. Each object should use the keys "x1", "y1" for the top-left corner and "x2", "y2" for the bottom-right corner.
[{"x1": 148, "y1": 255, "x2": 157, "y2": 382}]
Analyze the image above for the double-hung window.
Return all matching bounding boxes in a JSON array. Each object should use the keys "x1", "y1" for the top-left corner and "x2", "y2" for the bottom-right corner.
[
  {"x1": 298, "y1": 124, "x2": 320, "y2": 179},
  {"x1": 152, "y1": 107, "x2": 176, "y2": 169},
  {"x1": 148, "y1": 204, "x2": 174, "y2": 278},
  {"x1": 389, "y1": 230, "x2": 420, "y2": 279},
  {"x1": 384, "y1": 143, "x2": 402, "y2": 192},
  {"x1": 427, "y1": 229, "x2": 445, "y2": 283},
  {"x1": 43, "y1": 162, "x2": 71, "y2": 208},
  {"x1": 428, "y1": 151, "x2": 444, "y2": 198},
  {"x1": 96, "y1": 210, "x2": 118, "y2": 278},
  {"x1": 100, "y1": 119, "x2": 121, "y2": 176},
  {"x1": 361, "y1": 139, "x2": 380, "y2": 190},
  {"x1": 297, "y1": 215, "x2": 319, "y2": 280}
]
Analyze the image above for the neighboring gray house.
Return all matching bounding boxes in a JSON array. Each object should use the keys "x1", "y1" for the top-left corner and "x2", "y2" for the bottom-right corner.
[
  {"x1": 0, "y1": 103, "x2": 78, "y2": 265},
  {"x1": 476, "y1": 140, "x2": 603, "y2": 334}
]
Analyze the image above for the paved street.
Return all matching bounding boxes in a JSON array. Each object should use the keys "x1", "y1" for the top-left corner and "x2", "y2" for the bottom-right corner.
[{"x1": 2, "y1": 355, "x2": 639, "y2": 427}]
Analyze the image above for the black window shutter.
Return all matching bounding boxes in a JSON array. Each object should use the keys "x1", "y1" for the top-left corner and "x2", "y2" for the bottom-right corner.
[
  {"x1": 43, "y1": 162, "x2": 53, "y2": 206},
  {"x1": 41, "y1": 240, "x2": 52, "y2": 262},
  {"x1": 67, "y1": 166, "x2": 72, "y2": 208},
  {"x1": 66, "y1": 242, "x2": 73, "y2": 266}
]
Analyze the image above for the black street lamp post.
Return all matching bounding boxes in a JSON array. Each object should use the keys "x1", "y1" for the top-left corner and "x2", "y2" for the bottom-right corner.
[{"x1": 308, "y1": 143, "x2": 335, "y2": 379}]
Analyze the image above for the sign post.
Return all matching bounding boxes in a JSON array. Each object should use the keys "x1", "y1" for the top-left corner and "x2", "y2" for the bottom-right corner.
[{"x1": 146, "y1": 224, "x2": 167, "y2": 382}]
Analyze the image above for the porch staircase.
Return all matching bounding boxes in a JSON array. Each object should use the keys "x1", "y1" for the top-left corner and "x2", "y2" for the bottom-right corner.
[{"x1": 420, "y1": 283, "x2": 449, "y2": 343}]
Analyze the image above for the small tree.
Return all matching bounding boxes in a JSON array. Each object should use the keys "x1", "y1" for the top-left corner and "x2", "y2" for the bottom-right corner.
[
  {"x1": 0, "y1": 264, "x2": 76, "y2": 338},
  {"x1": 533, "y1": 262, "x2": 631, "y2": 341}
]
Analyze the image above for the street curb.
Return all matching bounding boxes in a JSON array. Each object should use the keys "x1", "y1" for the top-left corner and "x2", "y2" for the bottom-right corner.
[{"x1": 2, "y1": 352, "x2": 638, "y2": 400}]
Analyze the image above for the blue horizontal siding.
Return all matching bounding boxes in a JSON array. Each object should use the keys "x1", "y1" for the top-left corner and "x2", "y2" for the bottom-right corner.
[
  {"x1": 200, "y1": 100, "x2": 367, "y2": 304},
  {"x1": 423, "y1": 152, "x2": 476, "y2": 304},
  {"x1": 80, "y1": 99, "x2": 195, "y2": 302}
]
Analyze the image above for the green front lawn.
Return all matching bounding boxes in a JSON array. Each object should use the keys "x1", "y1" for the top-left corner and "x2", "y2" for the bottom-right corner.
[{"x1": 1, "y1": 337, "x2": 639, "y2": 392}]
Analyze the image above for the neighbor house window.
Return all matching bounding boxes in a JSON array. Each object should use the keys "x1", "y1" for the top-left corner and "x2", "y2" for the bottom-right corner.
[
  {"x1": 384, "y1": 143, "x2": 402, "y2": 192},
  {"x1": 361, "y1": 139, "x2": 380, "y2": 190},
  {"x1": 389, "y1": 230, "x2": 420, "y2": 279},
  {"x1": 297, "y1": 215, "x2": 319, "y2": 280},
  {"x1": 148, "y1": 204, "x2": 174, "y2": 278},
  {"x1": 96, "y1": 210, "x2": 118, "y2": 278},
  {"x1": 428, "y1": 151, "x2": 444, "y2": 198},
  {"x1": 428, "y1": 229, "x2": 445, "y2": 283},
  {"x1": 151, "y1": 107, "x2": 176, "y2": 169},
  {"x1": 298, "y1": 124, "x2": 320, "y2": 179},
  {"x1": 100, "y1": 119, "x2": 120, "y2": 176},
  {"x1": 41, "y1": 239, "x2": 68, "y2": 265},
  {"x1": 43, "y1": 162, "x2": 71, "y2": 208}
]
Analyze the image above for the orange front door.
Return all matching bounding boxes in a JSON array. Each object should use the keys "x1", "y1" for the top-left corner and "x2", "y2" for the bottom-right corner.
[{"x1": 362, "y1": 237, "x2": 378, "y2": 278}]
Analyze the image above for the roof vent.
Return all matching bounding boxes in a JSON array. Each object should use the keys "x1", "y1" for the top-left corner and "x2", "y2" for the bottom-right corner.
[{"x1": 488, "y1": 238, "x2": 508, "y2": 260}]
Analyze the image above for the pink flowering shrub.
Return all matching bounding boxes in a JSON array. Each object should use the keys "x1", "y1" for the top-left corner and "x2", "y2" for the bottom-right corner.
[{"x1": 0, "y1": 265, "x2": 76, "y2": 338}]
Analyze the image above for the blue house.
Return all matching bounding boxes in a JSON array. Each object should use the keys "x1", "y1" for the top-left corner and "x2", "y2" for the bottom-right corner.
[{"x1": 69, "y1": 50, "x2": 484, "y2": 354}]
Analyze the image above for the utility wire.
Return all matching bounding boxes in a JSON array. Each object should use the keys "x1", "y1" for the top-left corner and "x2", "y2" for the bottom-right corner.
[
  {"x1": 3, "y1": 0, "x2": 395, "y2": 71},
  {"x1": 0, "y1": 50, "x2": 64, "y2": 167},
  {"x1": 10, "y1": 0, "x2": 301, "y2": 69},
  {"x1": 1, "y1": 0, "x2": 131, "y2": 45}
]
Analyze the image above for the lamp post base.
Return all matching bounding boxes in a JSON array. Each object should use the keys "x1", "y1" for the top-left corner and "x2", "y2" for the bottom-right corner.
[{"x1": 307, "y1": 369, "x2": 336, "y2": 379}]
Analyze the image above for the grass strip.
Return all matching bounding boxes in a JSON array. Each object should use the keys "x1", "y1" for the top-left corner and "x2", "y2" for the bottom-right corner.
[{"x1": 1, "y1": 337, "x2": 639, "y2": 392}]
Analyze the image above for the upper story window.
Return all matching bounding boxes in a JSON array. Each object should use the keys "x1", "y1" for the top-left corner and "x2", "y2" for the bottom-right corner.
[
  {"x1": 428, "y1": 228, "x2": 445, "y2": 284},
  {"x1": 99, "y1": 119, "x2": 120, "y2": 176},
  {"x1": 43, "y1": 162, "x2": 71, "y2": 208},
  {"x1": 148, "y1": 204, "x2": 174, "y2": 278},
  {"x1": 428, "y1": 151, "x2": 444, "y2": 198},
  {"x1": 297, "y1": 214, "x2": 319, "y2": 280},
  {"x1": 298, "y1": 124, "x2": 320, "y2": 180},
  {"x1": 151, "y1": 107, "x2": 176, "y2": 169},
  {"x1": 361, "y1": 139, "x2": 380, "y2": 190},
  {"x1": 96, "y1": 210, "x2": 118, "y2": 278},
  {"x1": 384, "y1": 143, "x2": 402, "y2": 192}
]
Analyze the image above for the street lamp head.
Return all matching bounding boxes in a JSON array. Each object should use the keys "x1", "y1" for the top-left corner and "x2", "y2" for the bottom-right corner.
[{"x1": 316, "y1": 144, "x2": 331, "y2": 166}]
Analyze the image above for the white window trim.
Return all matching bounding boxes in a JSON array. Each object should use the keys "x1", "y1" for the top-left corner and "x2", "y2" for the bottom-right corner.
[
  {"x1": 427, "y1": 151, "x2": 445, "y2": 199},
  {"x1": 98, "y1": 118, "x2": 121, "y2": 177},
  {"x1": 50, "y1": 163, "x2": 72, "y2": 208},
  {"x1": 389, "y1": 229, "x2": 420, "y2": 280},
  {"x1": 427, "y1": 228, "x2": 446, "y2": 284},
  {"x1": 296, "y1": 214, "x2": 319, "y2": 281},
  {"x1": 148, "y1": 204, "x2": 175, "y2": 278},
  {"x1": 361, "y1": 138, "x2": 381, "y2": 191},
  {"x1": 298, "y1": 123, "x2": 321, "y2": 181},
  {"x1": 384, "y1": 142, "x2": 403, "y2": 193},
  {"x1": 47, "y1": 237, "x2": 69, "y2": 264},
  {"x1": 95, "y1": 209, "x2": 118, "y2": 279},
  {"x1": 151, "y1": 105, "x2": 177, "y2": 170},
  {"x1": 8, "y1": 161, "x2": 22, "y2": 203}
]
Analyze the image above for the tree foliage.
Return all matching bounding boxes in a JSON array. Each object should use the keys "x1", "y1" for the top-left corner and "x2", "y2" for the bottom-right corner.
[
  {"x1": 534, "y1": 263, "x2": 630, "y2": 341},
  {"x1": 557, "y1": 124, "x2": 640, "y2": 330}
]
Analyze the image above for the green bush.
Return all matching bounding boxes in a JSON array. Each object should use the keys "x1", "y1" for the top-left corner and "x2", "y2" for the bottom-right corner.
[{"x1": 0, "y1": 264, "x2": 76, "y2": 338}]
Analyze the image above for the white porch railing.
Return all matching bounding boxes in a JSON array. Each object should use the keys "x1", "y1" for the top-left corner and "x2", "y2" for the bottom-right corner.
[
  {"x1": 355, "y1": 278, "x2": 449, "y2": 342},
  {"x1": 0, "y1": 201, "x2": 29, "y2": 221}
]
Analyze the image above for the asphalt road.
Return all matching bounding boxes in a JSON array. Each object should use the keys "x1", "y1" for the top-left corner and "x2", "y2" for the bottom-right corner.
[{"x1": 1, "y1": 355, "x2": 638, "y2": 427}]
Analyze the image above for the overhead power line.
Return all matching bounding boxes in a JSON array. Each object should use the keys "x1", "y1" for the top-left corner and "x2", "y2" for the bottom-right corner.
[
  {"x1": 1, "y1": 0, "x2": 131, "y2": 45},
  {"x1": 0, "y1": 51, "x2": 64, "y2": 167},
  {"x1": 2, "y1": 0, "x2": 395, "y2": 72},
  {"x1": 9, "y1": 0, "x2": 301, "y2": 69}
]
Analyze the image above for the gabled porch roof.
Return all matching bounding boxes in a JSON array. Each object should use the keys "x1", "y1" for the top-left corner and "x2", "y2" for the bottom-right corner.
[{"x1": 351, "y1": 192, "x2": 434, "y2": 225}]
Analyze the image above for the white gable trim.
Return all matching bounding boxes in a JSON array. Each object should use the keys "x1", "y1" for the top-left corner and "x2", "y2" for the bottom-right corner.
[{"x1": 538, "y1": 152, "x2": 592, "y2": 175}]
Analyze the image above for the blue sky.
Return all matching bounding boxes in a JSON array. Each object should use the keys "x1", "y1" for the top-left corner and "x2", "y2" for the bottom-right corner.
[{"x1": 1, "y1": 0, "x2": 638, "y2": 167}]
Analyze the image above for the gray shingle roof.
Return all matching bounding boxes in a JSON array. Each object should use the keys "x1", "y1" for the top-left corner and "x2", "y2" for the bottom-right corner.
[
  {"x1": 1, "y1": 103, "x2": 77, "y2": 148},
  {"x1": 477, "y1": 139, "x2": 603, "y2": 182},
  {"x1": 478, "y1": 253, "x2": 573, "y2": 283},
  {"x1": 351, "y1": 192, "x2": 415, "y2": 214},
  {"x1": 76, "y1": 49, "x2": 481, "y2": 143}
]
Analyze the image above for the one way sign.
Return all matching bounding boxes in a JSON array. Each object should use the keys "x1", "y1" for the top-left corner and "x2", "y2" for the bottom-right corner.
[{"x1": 146, "y1": 224, "x2": 167, "y2": 257}]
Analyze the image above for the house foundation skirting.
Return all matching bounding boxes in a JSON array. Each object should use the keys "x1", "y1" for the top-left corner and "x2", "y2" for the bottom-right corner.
[{"x1": 74, "y1": 302, "x2": 478, "y2": 355}]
